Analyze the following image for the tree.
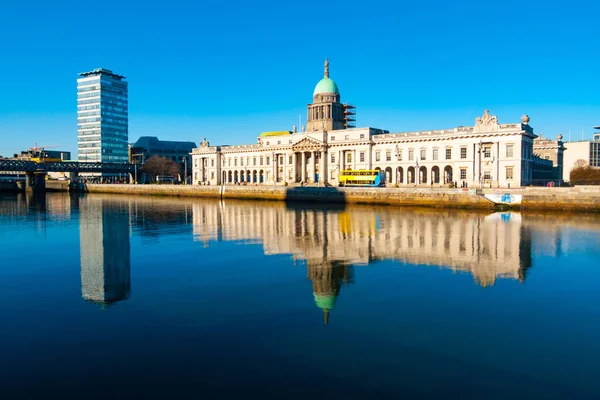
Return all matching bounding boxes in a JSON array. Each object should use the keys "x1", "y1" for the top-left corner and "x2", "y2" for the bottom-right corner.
[
  {"x1": 570, "y1": 163, "x2": 600, "y2": 185},
  {"x1": 141, "y1": 156, "x2": 180, "y2": 182}
]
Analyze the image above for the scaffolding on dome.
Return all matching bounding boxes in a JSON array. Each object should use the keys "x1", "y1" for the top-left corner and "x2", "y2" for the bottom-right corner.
[{"x1": 343, "y1": 104, "x2": 356, "y2": 128}]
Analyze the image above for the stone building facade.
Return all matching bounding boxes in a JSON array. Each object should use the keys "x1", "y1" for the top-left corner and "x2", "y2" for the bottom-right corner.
[
  {"x1": 192, "y1": 61, "x2": 539, "y2": 188},
  {"x1": 532, "y1": 134, "x2": 565, "y2": 182}
]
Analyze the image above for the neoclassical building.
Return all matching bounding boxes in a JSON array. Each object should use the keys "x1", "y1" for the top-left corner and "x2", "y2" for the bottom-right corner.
[{"x1": 192, "y1": 60, "x2": 538, "y2": 188}]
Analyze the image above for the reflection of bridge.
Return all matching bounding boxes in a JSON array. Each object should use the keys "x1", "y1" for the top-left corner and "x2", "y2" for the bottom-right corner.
[{"x1": 0, "y1": 159, "x2": 135, "y2": 174}]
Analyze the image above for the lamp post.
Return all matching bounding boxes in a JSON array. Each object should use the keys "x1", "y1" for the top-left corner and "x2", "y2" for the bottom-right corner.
[
  {"x1": 184, "y1": 156, "x2": 187, "y2": 185},
  {"x1": 395, "y1": 144, "x2": 399, "y2": 186},
  {"x1": 415, "y1": 158, "x2": 420, "y2": 186},
  {"x1": 479, "y1": 140, "x2": 483, "y2": 189}
]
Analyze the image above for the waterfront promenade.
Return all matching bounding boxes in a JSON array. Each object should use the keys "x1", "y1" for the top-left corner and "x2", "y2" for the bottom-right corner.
[{"x1": 84, "y1": 184, "x2": 600, "y2": 212}]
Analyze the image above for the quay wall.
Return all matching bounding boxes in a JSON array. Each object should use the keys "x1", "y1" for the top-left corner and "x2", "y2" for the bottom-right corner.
[
  {"x1": 86, "y1": 184, "x2": 496, "y2": 210},
  {"x1": 481, "y1": 186, "x2": 600, "y2": 212},
  {"x1": 85, "y1": 184, "x2": 600, "y2": 212}
]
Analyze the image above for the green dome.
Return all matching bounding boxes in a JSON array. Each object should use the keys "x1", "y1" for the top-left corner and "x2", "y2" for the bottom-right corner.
[
  {"x1": 313, "y1": 293, "x2": 337, "y2": 310},
  {"x1": 313, "y1": 77, "x2": 339, "y2": 96}
]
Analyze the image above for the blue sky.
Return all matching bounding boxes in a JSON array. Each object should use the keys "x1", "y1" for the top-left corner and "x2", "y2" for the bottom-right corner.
[{"x1": 0, "y1": 0, "x2": 598, "y2": 158}]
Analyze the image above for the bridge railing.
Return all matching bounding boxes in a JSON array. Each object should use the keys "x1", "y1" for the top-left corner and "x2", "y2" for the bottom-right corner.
[{"x1": 0, "y1": 160, "x2": 135, "y2": 174}]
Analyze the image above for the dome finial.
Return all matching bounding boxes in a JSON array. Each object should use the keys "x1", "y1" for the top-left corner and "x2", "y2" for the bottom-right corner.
[{"x1": 324, "y1": 58, "x2": 329, "y2": 78}]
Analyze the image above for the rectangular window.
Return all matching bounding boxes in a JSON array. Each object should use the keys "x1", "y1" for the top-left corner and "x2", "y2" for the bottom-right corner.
[
  {"x1": 506, "y1": 166, "x2": 514, "y2": 180},
  {"x1": 266, "y1": 157, "x2": 270, "y2": 165},
  {"x1": 398, "y1": 150, "x2": 402, "y2": 161},
  {"x1": 234, "y1": 158, "x2": 237, "y2": 166},
  {"x1": 289, "y1": 155, "x2": 293, "y2": 165},
  {"x1": 460, "y1": 168, "x2": 467, "y2": 180},
  {"x1": 277, "y1": 141, "x2": 281, "y2": 145},
  {"x1": 386, "y1": 151, "x2": 392, "y2": 162},
  {"x1": 375, "y1": 152, "x2": 381, "y2": 162},
  {"x1": 544, "y1": 155, "x2": 550, "y2": 160},
  {"x1": 484, "y1": 147, "x2": 491, "y2": 158},
  {"x1": 345, "y1": 135, "x2": 349, "y2": 140},
  {"x1": 484, "y1": 171, "x2": 491, "y2": 180},
  {"x1": 331, "y1": 136, "x2": 335, "y2": 141},
  {"x1": 260, "y1": 157, "x2": 264, "y2": 166},
  {"x1": 211, "y1": 159, "x2": 214, "y2": 167},
  {"x1": 408, "y1": 150, "x2": 414, "y2": 161},
  {"x1": 506, "y1": 144, "x2": 514, "y2": 158},
  {"x1": 266, "y1": 142, "x2": 270, "y2": 145},
  {"x1": 420, "y1": 149, "x2": 426, "y2": 160},
  {"x1": 347, "y1": 153, "x2": 352, "y2": 163},
  {"x1": 241, "y1": 158, "x2": 244, "y2": 166},
  {"x1": 228, "y1": 158, "x2": 231, "y2": 167},
  {"x1": 331, "y1": 153, "x2": 336, "y2": 163},
  {"x1": 445, "y1": 148, "x2": 452, "y2": 160},
  {"x1": 211, "y1": 172, "x2": 214, "y2": 179},
  {"x1": 433, "y1": 149, "x2": 438, "y2": 160},
  {"x1": 460, "y1": 147, "x2": 467, "y2": 159},
  {"x1": 360, "y1": 134, "x2": 365, "y2": 139},
  {"x1": 253, "y1": 157, "x2": 257, "y2": 166},
  {"x1": 360, "y1": 152, "x2": 365, "y2": 162}
]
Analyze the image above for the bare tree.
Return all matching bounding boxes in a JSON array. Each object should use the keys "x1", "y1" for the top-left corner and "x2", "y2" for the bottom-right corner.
[
  {"x1": 574, "y1": 159, "x2": 588, "y2": 168},
  {"x1": 141, "y1": 156, "x2": 180, "y2": 182}
]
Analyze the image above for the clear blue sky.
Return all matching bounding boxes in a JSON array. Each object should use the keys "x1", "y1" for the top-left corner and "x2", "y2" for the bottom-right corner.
[{"x1": 1, "y1": 0, "x2": 598, "y2": 158}]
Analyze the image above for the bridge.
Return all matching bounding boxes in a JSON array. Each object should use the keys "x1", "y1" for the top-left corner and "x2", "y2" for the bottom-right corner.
[
  {"x1": 0, "y1": 159, "x2": 135, "y2": 174},
  {"x1": 0, "y1": 159, "x2": 136, "y2": 193}
]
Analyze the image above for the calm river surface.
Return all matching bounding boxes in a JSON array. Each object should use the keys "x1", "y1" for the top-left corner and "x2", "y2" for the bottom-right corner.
[{"x1": 1, "y1": 193, "x2": 600, "y2": 398}]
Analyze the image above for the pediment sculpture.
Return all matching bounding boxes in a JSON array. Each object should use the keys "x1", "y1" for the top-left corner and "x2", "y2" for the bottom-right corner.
[
  {"x1": 200, "y1": 138, "x2": 210, "y2": 147},
  {"x1": 474, "y1": 109, "x2": 499, "y2": 132},
  {"x1": 292, "y1": 137, "x2": 324, "y2": 151}
]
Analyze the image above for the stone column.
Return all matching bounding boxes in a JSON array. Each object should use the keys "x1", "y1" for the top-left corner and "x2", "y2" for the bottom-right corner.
[
  {"x1": 292, "y1": 152, "x2": 298, "y2": 183},
  {"x1": 311, "y1": 151, "x2": 316, "y2": 182},
  {"x1": 320, "y1": 150, "x2": 326, "y2": 185},
  {"x1": 273, "y1": 154, "x2": 278, "y2": 183},
  {"x1": 301, "y1": 152, "x2": 307, "y2": 182}
]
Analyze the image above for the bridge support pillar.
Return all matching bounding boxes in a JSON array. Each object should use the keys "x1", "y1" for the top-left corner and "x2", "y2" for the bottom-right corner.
[
  {"x1": 32, "y1": 167, "x2": 47, "y2": 194},
  {"x1": 25, "y1": 173, "x2": 33, "y2": 190}
]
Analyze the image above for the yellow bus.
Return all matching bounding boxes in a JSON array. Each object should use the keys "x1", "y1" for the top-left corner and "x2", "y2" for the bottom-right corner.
[{"x1": 338, "y1": 170, "x2": 386, "y2": 187}]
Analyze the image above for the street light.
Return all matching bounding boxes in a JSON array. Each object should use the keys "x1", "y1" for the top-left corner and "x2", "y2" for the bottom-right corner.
[
  {"x1": 395, "y1": 144, "x2": 400, "y2": 186},
  {"x1": 183, "y1": 156, "x2": 187, "y2": 185},
  {"x1": 415, "y1": 157, "x2": 420, "y2": 186}
]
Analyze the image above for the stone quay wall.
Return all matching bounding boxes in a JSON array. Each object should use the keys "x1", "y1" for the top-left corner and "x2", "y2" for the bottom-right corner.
[
  {"x1": 482, "y1": 186, "x2": 600, "y2": 212},
  {"x1": 85, "y1": 184, "x2": 600, "y2": 212},
  {"x1": 86, "y1": 184, "x2": 497, "y2": 210}
]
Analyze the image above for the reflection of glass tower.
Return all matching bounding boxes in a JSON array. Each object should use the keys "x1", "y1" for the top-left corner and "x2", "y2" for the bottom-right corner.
[
  {"x1": 79, "y1": 198, "x2": 131, "y2": 306},
  {"x1": 307, "y1": 261, "x2": 353, "y2": 325}
]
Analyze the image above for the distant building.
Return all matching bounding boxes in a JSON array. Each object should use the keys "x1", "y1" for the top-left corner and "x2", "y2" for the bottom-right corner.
[
  {"x1": 14, "y1": 149, "x2": 71, "y2": 161},
  {"x1": 562, "y1": 132, "x2": 600, "y2": 182},
  {"x1": 130, "y1": 136, "x2": 196, "y2": 164},
  {"x1": 77, "y1": 68, "x2": 128, "y2": 164},
  {"x1": 532, "y1": 134, "x2": 564, "y2": 183},
  {"x1": 193, "y1": 60, "x2": 540, "y2": 188}
]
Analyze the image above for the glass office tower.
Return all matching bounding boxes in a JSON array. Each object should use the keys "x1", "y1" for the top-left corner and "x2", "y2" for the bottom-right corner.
[{"x1": 77, "y1": 68, "x2": 128, "y2": 163}]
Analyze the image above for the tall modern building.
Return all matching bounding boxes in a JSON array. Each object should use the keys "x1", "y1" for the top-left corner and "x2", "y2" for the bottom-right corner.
[{"x1": 77, "y1": 68, "x2": 128, "y2": 164}]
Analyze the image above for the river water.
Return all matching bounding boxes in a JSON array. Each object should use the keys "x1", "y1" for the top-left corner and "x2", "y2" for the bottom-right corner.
[{"x1": 1, "y1": 192, "x2": 600, "y2": 398}]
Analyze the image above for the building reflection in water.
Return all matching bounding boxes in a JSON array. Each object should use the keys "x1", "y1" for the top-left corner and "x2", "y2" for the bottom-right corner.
[
  {"x1": 79, "y1": 196, "x2": 131, "y2": 307},
  {"x1": 193, "y1": 201, "x2": 535, "y2": 323}
]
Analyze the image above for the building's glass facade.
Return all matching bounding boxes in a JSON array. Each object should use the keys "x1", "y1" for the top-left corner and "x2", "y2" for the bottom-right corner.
[{"x1": 77, "y1": 68, "x2": 128, "y2": 163}]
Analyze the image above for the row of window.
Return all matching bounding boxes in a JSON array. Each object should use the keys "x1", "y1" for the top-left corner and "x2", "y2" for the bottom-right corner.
[
  {"x1": 455, "y1": 167, "x2": 514, "y2": 180},
  {"x1": 328, "y1": 144, "x2": 516, "y2": 164}
]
